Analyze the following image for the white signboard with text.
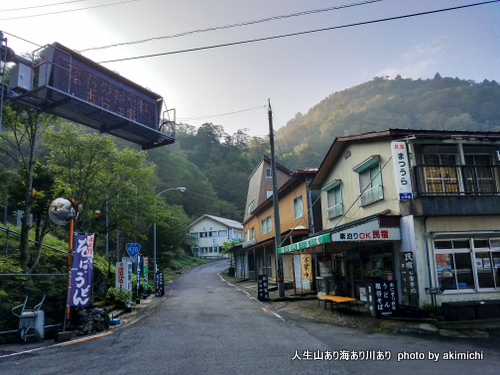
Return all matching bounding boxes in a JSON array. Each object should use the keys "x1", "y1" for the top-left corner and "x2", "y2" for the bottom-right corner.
[
  {"x1": 391, "y1": 141, "x2": 413, "y2": 200},
  {"x1": 331, "y1": 220, "x2": 401, "y2": 242}
]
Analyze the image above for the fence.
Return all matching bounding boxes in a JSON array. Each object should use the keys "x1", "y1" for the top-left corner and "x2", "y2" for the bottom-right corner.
[{"x1": 0, "y1": 223, "x2": 69, "y2": 342}]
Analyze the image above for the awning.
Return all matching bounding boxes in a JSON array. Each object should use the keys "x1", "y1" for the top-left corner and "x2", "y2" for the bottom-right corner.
[{"x1": 278, "y1": 233, "x2": 330, "y2": 254}]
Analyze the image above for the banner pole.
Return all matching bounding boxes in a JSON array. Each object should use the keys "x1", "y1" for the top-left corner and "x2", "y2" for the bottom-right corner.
[{"x1": 63, "y1": 201, "x2": 75, "y2": 332}]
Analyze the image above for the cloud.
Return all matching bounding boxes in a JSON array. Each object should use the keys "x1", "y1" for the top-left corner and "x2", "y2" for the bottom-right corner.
[{"x1": 376, "y1": 38, "x2": 446, "y2": 79}]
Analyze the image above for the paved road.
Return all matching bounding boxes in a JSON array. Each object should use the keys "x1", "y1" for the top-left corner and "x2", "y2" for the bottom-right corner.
[
  {"x1": 2, "y1": 260, "x2": 499, "y2": 374},
  {"x1": 0, "y1": 260, "x2": 347, "y2": 374}
]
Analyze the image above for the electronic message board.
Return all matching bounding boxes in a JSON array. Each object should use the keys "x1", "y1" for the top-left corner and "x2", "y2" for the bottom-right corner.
[
  {"x1": 14, "y1": 42, "x2": 175, "y2": 150},
  {"x1": 38, "y1": 43, "x2": 161, "y2": 130}
]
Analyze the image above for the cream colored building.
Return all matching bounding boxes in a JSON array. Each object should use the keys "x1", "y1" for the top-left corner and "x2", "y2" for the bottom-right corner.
[{"x1": 299, "y1": 129, "x2": 500, "y2": 318}]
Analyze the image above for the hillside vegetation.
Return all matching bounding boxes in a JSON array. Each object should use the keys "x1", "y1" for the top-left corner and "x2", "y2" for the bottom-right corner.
[{"x1": 276, "y1": 74, "x2": 500, "y2": 170}]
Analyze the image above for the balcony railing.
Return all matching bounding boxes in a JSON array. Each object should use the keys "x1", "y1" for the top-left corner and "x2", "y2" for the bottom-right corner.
[
  {"x1": 326, "y1": 202, "x2": 343, "y2": 219},
  {"x1": 359, "y1": 185, "x2": 384, "y2": 206},
  {"x1": 414, "y1": 165, "x2": 500, "y2": 196}
]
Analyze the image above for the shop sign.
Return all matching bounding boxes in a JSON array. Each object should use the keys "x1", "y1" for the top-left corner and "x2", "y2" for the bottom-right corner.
[
  {"x1": 331, "y1": 220, "x2": 401, "y2": 242},
  {"x1": 391, "y1": 141, "x2": 413, "y2": 200},
  {"x1": 116, "y1": 261, "x2": 132, "y2": 291},
  {"x1": 400, "y1": 252, "x2": 418, "y2": 296},
  {"x1": 69, "y1": 234, "x2": 94, "y2": 307},
  {"x1": 258, "y1": 275, "x2": 269, "y2": 301},
  {"x1": 278, "y1": 233, "x2": 330, "y2": 254},
  {"x1": 301, "y1": 254, "x2": 313, "y2": 281},
  {"x1": 366, "y1": 280, "x2": 398, "y2": 317}
]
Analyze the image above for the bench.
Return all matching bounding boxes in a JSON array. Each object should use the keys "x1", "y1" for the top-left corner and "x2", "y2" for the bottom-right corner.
[{"x1": 317, "y1": 295, "x2": 359, "y2": 316}]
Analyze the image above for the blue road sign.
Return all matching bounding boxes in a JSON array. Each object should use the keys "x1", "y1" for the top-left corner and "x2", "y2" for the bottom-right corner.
[{"x1": 126, "y1": 243, "x2": 141, "y2": 257}]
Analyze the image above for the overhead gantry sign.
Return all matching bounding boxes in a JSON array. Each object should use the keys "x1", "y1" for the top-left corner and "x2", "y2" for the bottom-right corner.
[{"x1": 6, "y1": 41, "x2": 175, "y2": 150}]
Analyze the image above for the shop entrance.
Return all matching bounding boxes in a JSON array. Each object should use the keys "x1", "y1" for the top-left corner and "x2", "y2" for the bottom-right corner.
[{"x1": 328, "y1": 244, "x2": 394, "y2": 298}]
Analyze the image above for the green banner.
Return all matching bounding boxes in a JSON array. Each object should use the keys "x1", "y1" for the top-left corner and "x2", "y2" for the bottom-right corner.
[{"x1": 278, "y1": 233, "x2": 330, "y2": 254}]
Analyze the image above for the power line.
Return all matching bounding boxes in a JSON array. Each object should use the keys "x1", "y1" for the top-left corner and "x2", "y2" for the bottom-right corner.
[
  {"x1": 99, "y1": 1, "x2": 500, "y2": 64},
  {"x1": 178, "y1": 105, "x2": 267, "y2": 122},
  {"x1": 0, "y1": 0, "x2": 85, "y2": 13},
  {"x1": 0, "y1": 0, "x2": 138, "y2": 21},
  {"x1": 1, "y1": 31, "x2": 43, "y2": 48},
  {"x1": 79, "y1": 0, "x2": 383, "y2": 53}
]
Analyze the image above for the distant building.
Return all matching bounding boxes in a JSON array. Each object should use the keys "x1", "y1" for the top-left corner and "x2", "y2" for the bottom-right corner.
[{"x1": 188, "y1": 214, "x2": 243, "y2": 259}]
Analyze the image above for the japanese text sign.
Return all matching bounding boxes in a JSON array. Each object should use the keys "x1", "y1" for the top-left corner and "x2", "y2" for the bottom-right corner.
[
  {"x1": 400, "y1": 252, "x2": 418, "y2": 296},
  {"x1": 331, "y1": 219, "x2": 401, "y2": 242},
  {"x1": 391, "y1": 141, "x2": 413, "y2": 200},
  {"x1": 69, "y1": 234, "x2": 94, "y2": 307}
]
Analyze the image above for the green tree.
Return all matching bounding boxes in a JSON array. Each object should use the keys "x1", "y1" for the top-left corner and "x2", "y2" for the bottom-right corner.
[{"x1": 0, "y1": 102, "x2": 56, "y2": 273}]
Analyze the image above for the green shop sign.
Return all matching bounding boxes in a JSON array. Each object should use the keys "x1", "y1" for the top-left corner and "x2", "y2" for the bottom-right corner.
[{"x1": 278, "y1": 233, "x2": 330, "y2": 254}]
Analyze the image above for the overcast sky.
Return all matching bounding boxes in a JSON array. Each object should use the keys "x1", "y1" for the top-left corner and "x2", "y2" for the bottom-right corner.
[{"x1": 2, "y1": 0, "x2": 499, "y2": 138}]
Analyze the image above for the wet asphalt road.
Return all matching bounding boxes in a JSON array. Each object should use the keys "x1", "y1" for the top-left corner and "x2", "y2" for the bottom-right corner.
[
  {"x1": 2, "y1": 259, "x2": 499, "y2": 374},
  {"x1": 0, "y1": 260, "x2": 347, "y2": 375}
]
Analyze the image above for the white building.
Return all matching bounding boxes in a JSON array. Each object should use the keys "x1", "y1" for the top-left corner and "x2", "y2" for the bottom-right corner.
[{"x1": 188, "y1": 214, "x2": 243, "y2": 258}]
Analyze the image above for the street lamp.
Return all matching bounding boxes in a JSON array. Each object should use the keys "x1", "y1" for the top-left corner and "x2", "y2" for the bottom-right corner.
[{"x1": 153, "y1": 187, "x2": 186, "y2": 289}]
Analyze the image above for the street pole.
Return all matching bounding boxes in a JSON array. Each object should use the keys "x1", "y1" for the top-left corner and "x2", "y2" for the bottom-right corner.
[
  {"x1": 153, "y1": 187, "x2": 186, "y2": 291},
  {"x1": 268, "y1": 100, "x2": 285, "y2": 298}
]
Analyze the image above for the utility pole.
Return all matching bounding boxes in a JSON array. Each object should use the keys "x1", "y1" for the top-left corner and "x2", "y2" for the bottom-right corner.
[{"x1": 268, "y1": 100, "x2": 285, "y2": 298}]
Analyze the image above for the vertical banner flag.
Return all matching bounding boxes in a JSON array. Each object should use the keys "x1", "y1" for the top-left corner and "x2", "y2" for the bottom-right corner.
[
  {"x1": 143, "y1": 257, "x2": 149, "y2": 293},
  {"x1": 391, "y1": 141, "x2": 413, "y2": 200},
  {"x1": 136, "y1": 254, "x2": 142, "y2": 294},
  {"x1": 69, "y1": 234, "x2": 94, "y2": 307}
]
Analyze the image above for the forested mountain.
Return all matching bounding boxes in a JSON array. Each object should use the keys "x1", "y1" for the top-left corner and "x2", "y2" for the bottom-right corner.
[
  {"x1": 276, "y1": 74, "x2": 500, "y2": 170},
  {"x1": 2, "y1": 73, "x2": 500, "y2": 258}
]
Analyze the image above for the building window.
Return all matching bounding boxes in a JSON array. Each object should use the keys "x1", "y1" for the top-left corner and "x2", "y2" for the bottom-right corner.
[
  {"x1": 248, "y1": 200, "x2": 255, "y2": 214},
  {"x1": 323, "y1": 180, "x2": 343, "y2": 219},
  {"x1": 209, "y1": 231, "x2": 217, "y2": 237},
  {"x1": 265, "y1": 168, "x2": 272, "y2": 178},
  {"x1": 266, "y1": 190, "x2": 273, "y2": 198},
  {"x1": 293, "y1": 195, "x2": 304, "y2": 219},
  {"x1": 245, "y1": 231, "x2": 249, "y2": 242},
  {"x1": 353, "y1": 156, "x2": 383, "y2": 206},
  {"x1": 419, "y1": 153, "x2": 498, "y2": 196},
  {"x1": 250, "y1": 227, "x2": 255, "y2": 240},
  {"x1": 218, "y1": 230, "x2": 227, "y2": 237},
  {"x1": 434, "y1": 237, "x2": 500, "y2": 292},
  {"x1": 261, "y1": 215, "x2": 272, "y2": 234},
  {"x1": 200, "y1": 232, "x2": 208, "y2": 238},
  {"x1": 190, "y1": 232, "x2": 199, "y2": 238},
  {"x1": 422, "y1": 154, "x2": 459, "y2": 194}
]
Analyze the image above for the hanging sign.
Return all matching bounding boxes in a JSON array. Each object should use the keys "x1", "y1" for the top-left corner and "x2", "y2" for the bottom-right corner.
[
  {"x1": 301, "y1": 254, "x2": 313, "y2": 281},
  {"x1": 69, "y1": 234, "x2": 94, "y2": 307},
  {"x1": 391, "y1": 141, "x2": 413, "y2": 200}
]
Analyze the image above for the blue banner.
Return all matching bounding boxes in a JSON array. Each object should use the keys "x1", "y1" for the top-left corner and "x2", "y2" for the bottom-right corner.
[{"x1": 69, "y1": 234, "x2": 94, "y2": 307}]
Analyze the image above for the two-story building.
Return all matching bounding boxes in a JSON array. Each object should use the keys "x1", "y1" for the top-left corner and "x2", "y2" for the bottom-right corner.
[
  {"x1": 296, "y1": 129, "x2": 500, "y2": 317},
  {"x1": 232, "y1": 156, "x2": 321, "y2": 292},
  {"x1": 188, "y1": 214, "x2": 243, "y2": 259}
]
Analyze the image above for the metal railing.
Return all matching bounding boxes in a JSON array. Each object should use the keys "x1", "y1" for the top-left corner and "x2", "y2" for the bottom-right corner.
[
  {"x1": 326, "y1": 203, "x2": 343, "y2": 219},
  {"x1": 359, "y1": 185, "x2": 384, "y2": 206},
  {"x1": 414, "y1": 165, "x2": 500, "y2": 196}
]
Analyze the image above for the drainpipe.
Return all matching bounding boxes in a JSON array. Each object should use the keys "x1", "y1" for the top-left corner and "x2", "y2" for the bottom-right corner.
[
  {"x1": 306, "y1": 178, "x2": 315, "y2": 234},
  {"x1": 423, "y1": 216, "x2": 435, "y2": 307}
]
